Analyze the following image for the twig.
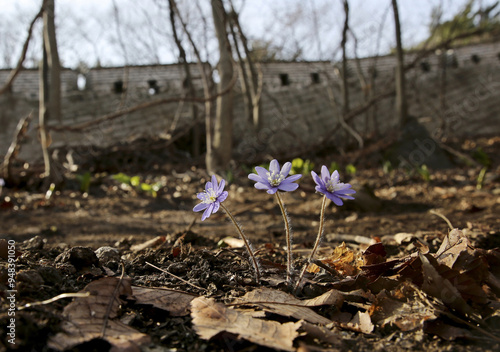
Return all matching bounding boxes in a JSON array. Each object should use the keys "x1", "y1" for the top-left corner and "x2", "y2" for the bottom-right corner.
[
  {"x1": 429, "y1": 209, "x2": 454, "y2": 230},
  {"x1": 145, "y1": 261, "x2": 206, "y2": 292},
  {"x1": 18, "y1": 292, "x2": 91, "y2": 310},
  {"x1": 1, "y1": 112, "x2": 33, "y2": 180},
  {"x1": 101, "y1": 262, "x2": 126, "y2": 338}
]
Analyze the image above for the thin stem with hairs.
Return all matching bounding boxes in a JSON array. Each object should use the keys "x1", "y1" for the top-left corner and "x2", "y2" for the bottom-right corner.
[
  {"x1": 275, "y1": 192, "x2": 293, "y2": 286},
  {"x1": 220, "y1": 203, "x2": 260, "y2": 282},
  {"x1": 295, "y1": 195, "x2": 328, "y2": 291}
]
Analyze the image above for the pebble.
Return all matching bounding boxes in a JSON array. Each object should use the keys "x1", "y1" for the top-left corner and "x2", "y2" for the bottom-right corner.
[{"x1": 95, "y1": 246, "x2": 120, "y2": 264}]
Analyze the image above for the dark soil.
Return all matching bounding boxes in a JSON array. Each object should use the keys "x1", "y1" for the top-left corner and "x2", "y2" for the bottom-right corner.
[{"x1": 1, "y1": 136, "x2": 499, "y2": 351}]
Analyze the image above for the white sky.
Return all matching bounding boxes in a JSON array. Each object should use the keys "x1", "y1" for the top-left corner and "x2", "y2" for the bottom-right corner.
[{"x1": 0, "y1": 0, "x2": 495, "y2": 69}]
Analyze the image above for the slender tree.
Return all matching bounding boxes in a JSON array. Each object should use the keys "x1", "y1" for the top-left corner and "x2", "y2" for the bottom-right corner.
[
  {"x1": 39, "y1": 0, "x2": 61, "y2": 180},
  {"x1": 391, "y1": 0, "x2": 408, "y2": 128},
  {"x1": 207, "y1": 0, "x2": 234, "y2": 174}
]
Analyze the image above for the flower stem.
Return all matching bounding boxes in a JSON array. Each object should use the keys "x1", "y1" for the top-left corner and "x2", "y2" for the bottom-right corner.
[
  {"x1": 275, "y1": 192, "x2": 293, "y2": 286},
  {"x1": 295, "y1": 195, "x2": 328, "y2": 291},
  {"x1": 220, "y1": 203, "x2": 260, "y2": 282}
]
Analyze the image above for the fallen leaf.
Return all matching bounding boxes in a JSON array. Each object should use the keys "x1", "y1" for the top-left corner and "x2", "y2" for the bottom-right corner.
[
  {"x1": 318, "y1": 242, "x2": 364, "y2": 276},
  {"x1": 48, "y1": 277, "x2": 150, "y2": 351},
  {"x1": 363, "y1": 242, "x2": 386, "y2": 265},
  {"x1": 236, "y1": 287, "x2": 342, "y2": 325},
  {"x1": 218, "y1": 236, "x2": 245, "y2": 248},
  {"x1": 343, "y1": 311, "x2": 374, "y2": 334},
  {"x1": 131, "y1": 286, "x2": 197, "y2": 316},
  {"x1": 369, "y1": 287, "x2": 436, "y2": 331},
  {"x1": 191, "y1": 296, "x2": 300, "y2": 352},
  {"x1": 299, "y1": 321, "x2": 341, "y2": 345},
  {"x1": 419, "y1": 253, "x2": 478, "y2": 318}
]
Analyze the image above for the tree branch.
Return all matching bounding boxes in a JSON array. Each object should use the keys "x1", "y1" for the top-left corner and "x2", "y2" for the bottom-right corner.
[{"x1": 0, "y1": 8, "x2": 43, "y2": 96}]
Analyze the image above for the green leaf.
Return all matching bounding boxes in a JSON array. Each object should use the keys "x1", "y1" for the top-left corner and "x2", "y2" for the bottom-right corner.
[
  {"x1": 329, "y1": 162, "x2": 340, "y2": 173},
  {"x1": 140, "y1": 183, "x2": 152, "y2": 191},
  {"x1": 130, "y1": 176, "x2": 141, "y2": 187},
  {"x1": 112, "y1": 173, "x2": 131, "y2": 184},
  {"x1": 345, "y1": 164, "x2": 356, "y2": 175}
]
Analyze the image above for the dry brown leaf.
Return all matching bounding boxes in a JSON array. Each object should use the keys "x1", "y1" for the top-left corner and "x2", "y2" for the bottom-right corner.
[
  {"x1": 435, "y1": 229, "x2": 473, "y2": 268},
  {"x1": 419, "y1": 253, "x2": 478, "y2": 318},
  {"x1": 369, "y1": 287, "x2": 436, "y2": 331},
  {"x1": 191, "y1": 296, "x2": 300, "y2": 352},
  {"x1": 299, "y1": 321, "x2": 341, "y2": 345},
  {"x1": 219, "y1": 236, "x2": 245, "y2": 248},
  {"x1": 236, "y1": 287, "x2": 342, "y2": 325},
  {"x1": 343, "y1": 311, "x2": 374, "y2": 334},
  {"x1": 318, "y1": 242, "x2": 364, "y2": 276},
  {"x1": 48, "y1": 277, "x2": 150, "y2": 351},
  {"x1": 131, "y1": 286, "x2": 197, "y2": 316}
]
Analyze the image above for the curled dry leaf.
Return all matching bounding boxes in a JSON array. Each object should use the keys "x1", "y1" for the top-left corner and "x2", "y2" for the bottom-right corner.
[
  {"x1": 369, "y1": 286, "x2": 437, "y2": 331},
  {"x1": 236, "y1": 287, "x2": 343, "y2": 325},
  {"x1": 344, "y1": 311, "x2": 374, "y2": 334},
  {"x1": 131, "y1": 286, "x2": 197, "y2": 316},
  {"x1": 48, "y1": 277, "x2": 150, "y2": 351},
  {"x1": 191, "y1": 296, "x2": 301, "y2": 352}
]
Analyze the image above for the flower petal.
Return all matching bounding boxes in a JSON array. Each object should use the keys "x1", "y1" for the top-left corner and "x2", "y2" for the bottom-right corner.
[
  {"x1": 202, "y1": 203, "x2": 214, "y2": 221},
  {"x1": 283, "y1": 174, "x2": 302, "y2": 183},
  {"x1": 269, "y1": 159, "x2": 280, "y2": 173},
  {"x1": 311, "y1": 171, "x2": 323, "y2": 187},
  {"x1": 278, "y1": 182, "x2": 299, "y2": 192},
  {"x1": 217, "y1": 191, "x2": 228, "y2": 203},
  {"x1": 267, "y1": 187, "x2": 278, "y2": 194},
  {"x1": 280, "y1": 162, "x2": 292, "y2": 177},
  {"x1": 205, "y1": 181, "x2": 212, "y2": 192},
  {"x1": 212, "y1": 201, "x2": 220, "y2": 214},
  {"x1": 326, "y1": 193, "x2": 343, "y2": 206},
  {"x1": 254, "y1": 182, "x2": 270, "y2": 190},
  {"x1": 217, "y1": 179, "x2": 226, "y2": 194},
  {"x1": 331, "y1": 170, "x2": 340, "y2": 183},
  {"x1": 197, "y1": 192, "x2": 206, "y2": 200},
  {"x1": 321, "y1": 165, "x2": 330, "y2": 182},
  {"x1": 339, "y1": 194, "x2": 355, "y2": 200},
  {"x1": 248, "y1": 173, "x2": 265, "y2": 183},
  {"x1": 254, "y1": 166, "x2": 270, "y2": 181},
  {"x1": 193, "y1": 202, "x2": 209, "y2": 212},
  {"x1": 315, "y1": 185, "x2": 326, "y2": 194}
]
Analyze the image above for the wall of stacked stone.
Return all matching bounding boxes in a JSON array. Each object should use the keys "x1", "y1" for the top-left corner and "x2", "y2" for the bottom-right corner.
[{"x1": 1, "y1": 41, "x2": 499, "y2": 165}]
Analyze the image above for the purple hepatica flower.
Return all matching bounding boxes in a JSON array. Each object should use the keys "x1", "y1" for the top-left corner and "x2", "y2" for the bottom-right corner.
[
  {"x1": 248, "y1": 159, "x2": 302, "y2": 194},
  {"x1": 193, "y1": 175, "x2": 228, "y2": 221},
  {"x1": 311, "y1": 166, "x2": 356, "y2": 206}
]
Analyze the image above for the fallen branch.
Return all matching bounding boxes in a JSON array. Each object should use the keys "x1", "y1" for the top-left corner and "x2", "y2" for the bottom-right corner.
[{"x1": 1, "y1": 112, "x2": 33, "y2": 180}]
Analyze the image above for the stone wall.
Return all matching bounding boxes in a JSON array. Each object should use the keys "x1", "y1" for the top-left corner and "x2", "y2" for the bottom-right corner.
[{"x1": 1, "y1": 41, "x2": 499, "y2": 165}]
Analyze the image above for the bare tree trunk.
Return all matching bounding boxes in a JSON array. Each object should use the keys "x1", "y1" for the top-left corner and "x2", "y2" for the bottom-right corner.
[
  {"x1": 170, "y1": 0, "x2": 214, "y2": 166},
  {"x1": 168, "y1": 0, "x2": 200, "y2": 156},
  {"x1": 44, "y1": 0, "x2": 61, "y2": 123},
  {"x1": 341, "y1": 0, "x2": 350, "y2": 116},
  {"x1": 39, "y1": 0, "x2": 61, "y2": 180},
  {"x1": 228, "y1": 0, "x2": 261, "y2": 130},
  {"x1": 391, "y1": 0, "x2": 408, "y2": 128},
  {"x1": 207, "y1": 0, "x2": 234, "y2": 174}
]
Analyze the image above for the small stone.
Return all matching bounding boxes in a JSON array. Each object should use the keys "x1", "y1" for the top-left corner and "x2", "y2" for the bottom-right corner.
[
  {"x1": 22, "y1": 235, "x2": 45, "y2": 250},
  {"x1": 95, "y1": 246, "x2": 120, "y2": 264}
]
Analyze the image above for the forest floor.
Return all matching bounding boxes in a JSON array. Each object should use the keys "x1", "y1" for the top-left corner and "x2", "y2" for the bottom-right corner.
[{"x1": 1, "y1": 136, "x2": 499, "y2": 352}]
